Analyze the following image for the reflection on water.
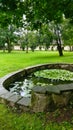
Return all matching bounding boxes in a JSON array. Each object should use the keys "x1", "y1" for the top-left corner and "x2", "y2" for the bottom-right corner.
[
  {"x1": 8, "y1": 75, "x2": 73, "y2": 98},
  {"x1": 8, "y1": 75, "x2": 54, "y2": 97},
  {"x1": 9, "y1": 78, "x2": 34, "y2": 97}
]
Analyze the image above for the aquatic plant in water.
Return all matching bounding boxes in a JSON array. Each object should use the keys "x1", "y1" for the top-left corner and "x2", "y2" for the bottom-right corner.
[
  {"x1": 9, "y1": 69, "x2": 73, "y2": 97},
  {"x1": 34, "y1": 69, "x2": 73, "y2": 81}
]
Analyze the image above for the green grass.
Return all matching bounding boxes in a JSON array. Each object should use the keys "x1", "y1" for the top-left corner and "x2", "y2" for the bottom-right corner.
[
  {"x1": 0, "y1": 50, "x2": 73, "y2": 130},
  {"x1": 0, "y1": 50, "x2": 73, "y2": 77}
]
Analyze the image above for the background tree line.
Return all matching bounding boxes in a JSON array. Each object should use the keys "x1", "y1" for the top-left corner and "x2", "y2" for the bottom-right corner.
[{"x1": 0, "y1": 0, "x2": 73, "y2": 55}]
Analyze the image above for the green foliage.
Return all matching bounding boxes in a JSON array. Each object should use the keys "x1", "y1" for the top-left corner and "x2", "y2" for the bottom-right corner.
[
  {"x1": 34, "y1": 69, "x2": 73, "y2": 81},
  {"x1": 0, "y1": 0, "x2": 73, "y2": 56},
  {"x1": 27, "y1": 31, "x2": 38, "y2": 51},
  {"x1": 0, "y1": 0, "x2": 24, "y2": 27},
  {"x1": 23, "y1": 0, "x2": 73, "y2": 27},
  {"x1": 62, "y1": 19, "x2": 73, "y2": 48},
  {"x1": 41, "y1": 24, "x2": 54, "y2": 50},
  {"x1": 0, "y1": 26, "x2": 17, "y2": 52},
  {"x1": 0, "y1": 104, "x2": 73, "y2": 130},
  {"x1": 1, "y1": 0, "x2": 73, "y2": 28}
]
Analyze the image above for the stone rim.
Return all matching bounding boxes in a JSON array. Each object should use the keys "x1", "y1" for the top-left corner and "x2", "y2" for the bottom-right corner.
[{"x1": 0, "y1": 63, "x2": 73, "y2": 112}]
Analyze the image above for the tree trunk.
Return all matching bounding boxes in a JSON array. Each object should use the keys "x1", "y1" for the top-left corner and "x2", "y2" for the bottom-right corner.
[
  {"x1": 54, "y1": 24, "x2": 63, "y2": 56},
  {"x1": 6, "y1": 37, "x2": 12, "y2": 53},
  {"x1": 26, "y1": 45, "x2": 28, "y2": 53},
  {"x1": 8, "y1": 42, "x2": 11, "y2": 53},
  {"x1": 57, "y1": 36, "x2": 63, "y2": 56},
  {"x1": 72, "y1": 46, "x2": 73, "y2": 51},
  {"x1": 69, "y1": 46, "x2": 72, "y2": 51},
  {"x1": 25, "y1": 37, "x2": 29, "y2": 53},
  {"x1": 39, "y1": 46, "x2": 42, "y2": 50},
  {"x1": 22, "y1": 47, "x2": 25, "y2": 51},
  {"x1": 31, "y1": 47, "x2": 35, "y2": 52},
  {"x1": 51, "y1": 46, "x2": 54, "y2": 51},
  {"x1": 57, "y1": 44, "x2": 63, "y2": 56}
]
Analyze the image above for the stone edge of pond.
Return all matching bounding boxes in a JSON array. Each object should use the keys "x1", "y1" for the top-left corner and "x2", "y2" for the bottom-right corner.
[
  {"x1": 0, "y1": 70, "x2": 32, "y2": 112},
  {"x1": 0, "y1": 63, "x2": 73, "y2": 112}
]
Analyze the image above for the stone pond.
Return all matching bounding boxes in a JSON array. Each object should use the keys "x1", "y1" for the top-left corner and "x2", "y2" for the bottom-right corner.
[{"x1": 0, "y1": 63, "x2": 73, "y2": 112}]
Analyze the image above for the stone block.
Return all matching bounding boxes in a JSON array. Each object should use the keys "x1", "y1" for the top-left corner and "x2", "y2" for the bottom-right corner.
[
  {"x1": 52, "y1": 91, "x2": 71, "y2": 107},
  {"x1": 17, "y1": 97, "x2": 31, "y2": 106},
  {"x1": 31, "y1": 92, "x2": 52, "y2": 112}
]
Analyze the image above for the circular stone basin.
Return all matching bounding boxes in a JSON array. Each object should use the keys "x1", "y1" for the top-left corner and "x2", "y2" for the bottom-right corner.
[
  {"x1": 7, "y1": 69, "x2": 73, "y2": 98},
  {"x1": 0, "y1": 63, "x2": 73, "y2": 112}
]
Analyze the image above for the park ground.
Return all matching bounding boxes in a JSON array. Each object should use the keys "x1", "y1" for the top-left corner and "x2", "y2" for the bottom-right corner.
[{"x1": 0, "y1": 50, "x2": 73, "y2": 130}]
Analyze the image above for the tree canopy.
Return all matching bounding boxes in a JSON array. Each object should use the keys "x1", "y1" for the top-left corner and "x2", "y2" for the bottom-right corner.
[
  {"x1": 0, "y1": 0, "x2": 73, "y2": 55},
  {"x1": 0, "y1": 0, "x2": 73, "y2": 28},
  {"x1": 22, "y1": 0, "x2": 73, "y2": 28}
]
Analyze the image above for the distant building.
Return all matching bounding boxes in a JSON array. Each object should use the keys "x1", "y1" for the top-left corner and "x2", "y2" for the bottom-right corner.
[{"x1": 14, "y1": 46, "x2": 21, "y2": 50}]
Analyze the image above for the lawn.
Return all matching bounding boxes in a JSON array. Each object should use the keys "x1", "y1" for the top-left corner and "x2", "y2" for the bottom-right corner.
[
  {"x1": 0, "y1": 50, "x2": 73, "y2": 77},
  {"x1": 0, "y1": 50, "x2": 73, "y2": 130}
]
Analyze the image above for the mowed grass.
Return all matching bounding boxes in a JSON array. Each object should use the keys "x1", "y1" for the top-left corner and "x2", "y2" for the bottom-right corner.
[
  {"x1": 0, "y1": 50, "x2": 73, "y2": 130},
  {"x1": 0, "y1": 50, "x2": 73, "y2": 77}
]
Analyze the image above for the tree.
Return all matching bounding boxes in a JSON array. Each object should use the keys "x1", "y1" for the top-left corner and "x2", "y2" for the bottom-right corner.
[
  {"x1": 54, "y1": 24, "x2": 63, "y2": 56},
  {"x1": 28, "y1": 31, "x2": 38, "y2": 52},
  {"x1": 0, "y1": 0, "x2": 73, "y2": 55},
  {"x1": 41, "y1": 23, "x2": 54, "y2": 51},
  {"x1": 0, "y1": 0, "x2": 24, "y2": 28},
  {"x1": 0, "y1": 0, "x2": 73, "y2": 28},
  {"x1": 62, "y1": 20, "x2": 73, "y2": 51},
  {"x1": 0, "y1": 0, "x2": 24, "y2": 53},
  {"x1": 23, "y1": 0, "x2": 73, "y2": 56},
  {"x1": 0, "y1": 25, "x2": 17, "y2": 53}
]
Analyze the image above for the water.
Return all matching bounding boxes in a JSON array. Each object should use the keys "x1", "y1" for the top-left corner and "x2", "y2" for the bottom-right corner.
[
  {"x1": 8, "y1": 75, "x2": 73, "y2": 98},
  {"x1": 8, "y1": 75, "x2": 54, "y2": 97},
  {"x1": 9, "y1": 78, "x2": 34, "y2": 97}
]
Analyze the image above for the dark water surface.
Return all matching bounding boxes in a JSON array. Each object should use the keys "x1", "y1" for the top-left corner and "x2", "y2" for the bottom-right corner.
[{"x1": 8, "y1": 74, "x2": 73, "y2": 97}]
